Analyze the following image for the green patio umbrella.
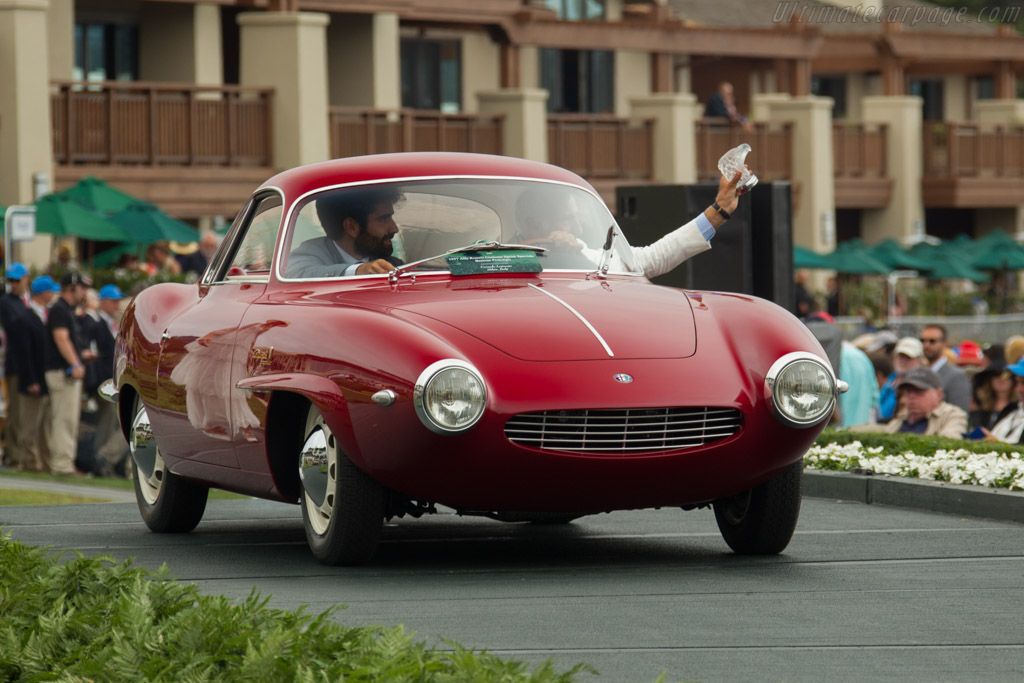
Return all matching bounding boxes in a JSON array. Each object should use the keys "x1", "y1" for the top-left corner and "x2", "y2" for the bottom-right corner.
[
  {"x1": 922, "y1": 252, "x2": 990, "y2": 283},
  {"x1": 33, "y1": 194, "x2": 131, "y2": 242},
  {"x1": 824, "y1": 242, "x2": 891, "y2": 275},
  {"x1": 58, "y1": 176, "x2": 139, "y2": 215},
  {"x1": 969, "y1": 235, "x2": 1024, "y2": 270},
  {"x1": 868, "y1": 238, "x2": 932, "y2": 271},
  {"x1": 793, "y1": 245, "x2": 831, "y2": 269},
  {"x1": 110, "y1": 202, "x2": 199, "y2": 244}
]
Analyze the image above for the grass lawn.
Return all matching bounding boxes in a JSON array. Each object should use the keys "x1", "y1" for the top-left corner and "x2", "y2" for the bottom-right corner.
[{"x1": 0, "y1": 488, "x2": 108, "y2": 506}]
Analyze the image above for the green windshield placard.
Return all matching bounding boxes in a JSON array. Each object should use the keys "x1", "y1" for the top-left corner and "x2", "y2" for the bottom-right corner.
[{"x1": 445, "y1": 249, "x2": 542, "y2": 276}]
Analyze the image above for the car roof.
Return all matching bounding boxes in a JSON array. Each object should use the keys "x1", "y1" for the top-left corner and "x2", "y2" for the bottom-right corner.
[{"x1": 259, "y1": 152, "x2": 595, "y2": 200}]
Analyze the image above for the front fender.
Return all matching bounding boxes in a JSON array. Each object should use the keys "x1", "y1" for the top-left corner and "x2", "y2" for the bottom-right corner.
[{"x1": 236, "y1": 373, "x2": 357, "y2": 457}]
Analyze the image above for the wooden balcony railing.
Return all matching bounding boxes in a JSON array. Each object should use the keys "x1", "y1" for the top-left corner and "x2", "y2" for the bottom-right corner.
[
  {"x1": 328, "y1": 108, "x2": 504, "y2": 158},
  {"x1": 547, "y1": 114, "x2": 654, "y2": 180},
  {"x1": 833, "y1": 122, "x2": 887, "y2": 178},
  {"x1": 923, "y1": 122, "x2": 1024, "y2": 178},
  {"x1": 51, "y1": 81, "x2": 274, "y2": 167},
  {"x1": 695, "y1": 118, "x2": 793, "y2": 182}
]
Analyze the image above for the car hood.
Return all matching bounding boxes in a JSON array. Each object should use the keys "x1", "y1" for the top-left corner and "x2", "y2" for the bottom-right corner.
[{"x1": 379, "y1": 277, "x2": 697, "y2": 361}]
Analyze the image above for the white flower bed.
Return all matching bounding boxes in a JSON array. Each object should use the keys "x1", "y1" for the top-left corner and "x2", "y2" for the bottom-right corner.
[{"x1": 805, "y1": 441, "x2": 1024, "y2": 491}]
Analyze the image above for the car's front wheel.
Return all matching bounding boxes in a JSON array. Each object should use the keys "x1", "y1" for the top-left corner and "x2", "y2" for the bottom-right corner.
[
  {"x1": 131, "y1": 395, "x2": 209, "y2": 533},
  {"x1": 713, "y1": 460, "x2": 802, "y2": 555},
  {"x1": 299, "y1": 405, "x2": 385, "y2": 565}
]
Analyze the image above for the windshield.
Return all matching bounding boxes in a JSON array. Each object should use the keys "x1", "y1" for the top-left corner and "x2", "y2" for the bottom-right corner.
[{"x1": 279, "y1": 178, "x2": 640, "y2": 279}]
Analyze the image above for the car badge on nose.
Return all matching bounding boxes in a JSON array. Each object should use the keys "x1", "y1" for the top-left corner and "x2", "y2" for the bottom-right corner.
[{"x1": 613, "y1": 373, "x2": 633, "y2": 384}]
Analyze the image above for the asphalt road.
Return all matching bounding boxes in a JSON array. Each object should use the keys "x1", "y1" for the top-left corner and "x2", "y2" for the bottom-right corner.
[{"x1": 3, "y1": 496, "x2": 1023, "y2": 682}]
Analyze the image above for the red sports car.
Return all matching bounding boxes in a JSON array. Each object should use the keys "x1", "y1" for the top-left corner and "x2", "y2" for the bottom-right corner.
[{"x1": 106, "y1": 152, "x2": 841, "y2": 565}]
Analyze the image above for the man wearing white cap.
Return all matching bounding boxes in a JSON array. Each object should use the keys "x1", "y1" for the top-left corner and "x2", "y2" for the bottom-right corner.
[{"x1": 877, "y1": 337, "x2": 924, "y2": 422}]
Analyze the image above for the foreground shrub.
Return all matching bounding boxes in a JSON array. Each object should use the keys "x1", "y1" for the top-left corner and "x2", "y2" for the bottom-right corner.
[{"x1": 0, "y1": 535, "x2": 591, "y2": 682}]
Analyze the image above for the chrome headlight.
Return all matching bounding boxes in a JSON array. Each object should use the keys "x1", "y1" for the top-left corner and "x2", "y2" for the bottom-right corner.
[
  {"x1": 765, "y1": 352, "x2": 838, "y2": 427},
  {"x1": 414, "y1": 359, "x2": 487, "y2": 434}
]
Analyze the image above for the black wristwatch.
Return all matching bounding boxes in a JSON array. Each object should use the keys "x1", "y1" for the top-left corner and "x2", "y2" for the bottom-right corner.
[{"x1": 712, "y1": 202, "x2": 731, "y2": 221}]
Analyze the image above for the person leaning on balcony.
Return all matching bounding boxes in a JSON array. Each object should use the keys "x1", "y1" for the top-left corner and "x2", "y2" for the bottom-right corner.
[
  {"x1": 515, "y1": 168, "x2": 749, "y2": 279},
  {"x1": 287, "y1": 187, "x2": 405, "y2": 278},
  {"x1": 705, "y1": 81, "x2": 754, "y2": 133}
]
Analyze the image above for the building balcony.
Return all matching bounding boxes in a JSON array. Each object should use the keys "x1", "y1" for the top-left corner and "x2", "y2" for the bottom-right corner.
[
  {"x1": 328, "y1": 107, "x2": 504, "y2": 158},
  {"x1": 50, "y1": 81, "x2": 274, "y2": 217},
  {"x1": 922, "y1": 122, "x2": 1024, "y2": 208},
  {"x1": 832, "y1": 122, "x2": 891, "y2": 209}
]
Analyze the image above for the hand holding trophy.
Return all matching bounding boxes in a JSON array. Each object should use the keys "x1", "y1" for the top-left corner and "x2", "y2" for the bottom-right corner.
[{"x1": 718, "y1": 143, "x2": 758, "y2": 193}]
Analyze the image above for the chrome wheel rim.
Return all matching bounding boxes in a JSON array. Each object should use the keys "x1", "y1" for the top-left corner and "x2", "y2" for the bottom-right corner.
[
  {"x1": 301, "y1": 409, "x2": 338, "y2": 536},
  {"x1": 131, "y1": 401, "x2": 165, "y2": 506}
]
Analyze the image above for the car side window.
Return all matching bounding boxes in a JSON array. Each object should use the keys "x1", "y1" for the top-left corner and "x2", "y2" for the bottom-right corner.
[{"x1": 218, "y1": 193, "x2": 283, "y2": 281}]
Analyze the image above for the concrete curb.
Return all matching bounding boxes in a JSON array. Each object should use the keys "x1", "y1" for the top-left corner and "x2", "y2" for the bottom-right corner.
[{"x1": 804, "y1": 469, "x2": 1024, "y2": 524}]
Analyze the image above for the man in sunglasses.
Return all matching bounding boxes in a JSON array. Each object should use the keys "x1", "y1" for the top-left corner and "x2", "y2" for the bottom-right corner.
[{"x1": 919, "y1": 324, "x2": 972, "y2": 412}]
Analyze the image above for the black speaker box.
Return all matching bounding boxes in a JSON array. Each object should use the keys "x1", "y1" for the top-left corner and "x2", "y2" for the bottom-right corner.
[{"x1": 615, "y1": 181, "x2": 794, "y2": 309}]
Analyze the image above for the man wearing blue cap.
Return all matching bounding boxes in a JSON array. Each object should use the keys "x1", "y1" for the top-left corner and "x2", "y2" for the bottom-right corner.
[
  {"x1": 6, "y1": 276, "x2": 61, "y2": 471},
  {"x1": 91, "y1": 284, "x2": 129, "y2": 476},
  {"x1": 0, "y1": 262, "x2": 31, "y2": 467}
]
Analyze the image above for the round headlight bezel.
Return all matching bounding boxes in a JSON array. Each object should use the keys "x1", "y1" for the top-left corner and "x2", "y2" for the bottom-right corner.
[
  {"x1": 413, "y1": 359, "x2": 487, "y2": 435},
  {"x1": 765, "y1": 351, "x2": 837, "y2": 428}
]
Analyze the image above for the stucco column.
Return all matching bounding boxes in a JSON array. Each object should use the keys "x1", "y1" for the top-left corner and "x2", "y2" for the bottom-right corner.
[
  {"x1": 46, "y1": 0, "x2": 72, "y2": 80},
  {"x1": 750, "y1": 93, "x2": 792, "y2": 122},
  {"x1": 239, "y1": 11, "x2": 330, "y2": 170},
  {"x1": 768, "y1": 96, "x2": 836, "y2": 253},
  {"x1": 0, "y1": 0, "x2": 54, "y2": 212},
  {"x1": 0, "y1": 0, "x2": 52, "y2": 200},
  {"x1": 861, "y1": 96, "x2": 924, "y2": 244},
  {"x1": 327, "y1": 12, "x2": 399, "y2": 109},
  {"x1": 477, "y1": 89, "x2": 548, "y2": 162},
  {"x1": 975, "y1": 99, "x2": 1024, "y2": 235},
  {"x1": 974, "y1": 99, "x2": 1024, "y2": 126},
  {"x1": 629, "y1": 93, "x2": 700, "y2": 184},
  {"x1": 140, "y1": 3, "x2": 223, "y2": 85}
]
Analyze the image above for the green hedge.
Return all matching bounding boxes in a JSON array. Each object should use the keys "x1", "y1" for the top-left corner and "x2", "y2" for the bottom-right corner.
[
  {"x1": 814, "y1": 428, "x2": 1024, "y2": 458},
  {"x1": 0, "y1": 535, "x2": 592, "y2": 682}
]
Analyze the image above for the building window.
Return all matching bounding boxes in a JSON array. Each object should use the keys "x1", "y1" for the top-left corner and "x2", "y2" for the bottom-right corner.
[
  {"x1": 74, "y1": 23, "x2": 138, "y2": 82},
  {"x1": 401, "y1": 38, "x2": 461, "y2": 113},
  {"x1": 812, "y1": 76, "x2": 847, "y2": 118},
  {"x1": 975, "y1": 76, "x2": 995, "y2": 101},
  {"x1": 910, "y1": 79, "x2": 944, "y2": 121},
  {"x1": 544, "y1": 0, "x2": 606, "y2": 20},
  {"x1": 540, "y1": 49, "x2": 614, "y2": 113}
]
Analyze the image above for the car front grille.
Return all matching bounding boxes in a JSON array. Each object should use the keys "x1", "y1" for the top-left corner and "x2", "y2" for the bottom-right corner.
[{"x1": 504, "y1": 407, "x2": 742, "y2": 454}]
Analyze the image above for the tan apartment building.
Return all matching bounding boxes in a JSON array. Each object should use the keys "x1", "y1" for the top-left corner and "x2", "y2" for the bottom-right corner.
[{"x1": 1, "y1": 0, "x2": 1022, "y2": 267}]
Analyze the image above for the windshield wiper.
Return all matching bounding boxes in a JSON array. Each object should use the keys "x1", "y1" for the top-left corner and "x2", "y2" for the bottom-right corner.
[
  {"x1": 388, "y1": 241, "x2": 547, "y2": 284},
  {"x1": 589, "y1": 225, "x2": 617, "y2": 279}
]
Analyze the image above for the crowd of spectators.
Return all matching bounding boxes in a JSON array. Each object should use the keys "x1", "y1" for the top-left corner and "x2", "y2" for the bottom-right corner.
[
  {"x1": 0, "y1": 234, "x2": 221, "y2": 478},
  {"x1": 0, "y1": 262, "x2": 128, "y2": 477},
  {"x1": 828, "y1": 321, "x2": 1024, "y2": 445}
]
